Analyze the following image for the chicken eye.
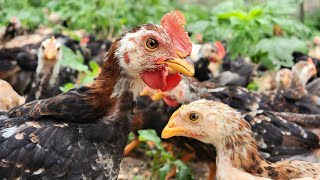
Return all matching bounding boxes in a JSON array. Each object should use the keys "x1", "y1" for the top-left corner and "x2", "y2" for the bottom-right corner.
[
  {"x1": 145, "y1": 38, "x2": 158, "y2": 51},
  {"x1": 41, "y1": 46, "x2": 45, "y2": 50},
  {"x1": 57, "y1": 47, "x2": 60, "y2": 51},
  {"x1": 189, "y1": 113, "x2": 199, "y2": 121}
]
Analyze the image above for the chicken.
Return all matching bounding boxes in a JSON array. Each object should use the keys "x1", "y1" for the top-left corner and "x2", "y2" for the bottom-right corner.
[
  {"x1": 192, "y1": 41, "x2": 226, "y2": 81},
  {"x1": 1, "y1": 17, "x2": 24, "y2": 44},
  {"x1": 0, "y1": 80, "x2": 25, "y2": 111},
  {"x1": 291, "y1": 58, "x2": 317, "y2": 90},
  {"x1": 275, "y1": 68, "x2": 292, "y2": 90},
  {"x1": 0, "y1": 34, "x2": 82, "y2": 95},
  {"x1": 292, "y1": 51, "x2": 320, "y2": 77},
  {"x1": 308, "y1": 36, "x2": 320, "y2": 59},
  {"x1": 253, "y1": 71, "x2": 276, "y2": 92},
  {"x1": 193, "y1": 42, "x2": 256, "y2": 86},
  {"x1": 0, "y1": 11, "x2": 194, "y2": 179},
  {"x1": 79, "y1": 35, "x2": 113, "y2": 66},
  {"x1": 306, "y1": 78, "x2": 320, "y2": 97},
  {"x1": 0, "y1": 44, "x2": 39, "y2": 94},
  {"x1": 151, "y1": 77, "x2": 320, "y2": 160},
  {"x1": 162, "y1": 99, "x2": 320, "y2": 179},
  {"x1": 26, "y1": 37, "x2": 62, "y2": 102},
  {"x1": 218, "y1": 56, "x2": 257, "y2": 87}
]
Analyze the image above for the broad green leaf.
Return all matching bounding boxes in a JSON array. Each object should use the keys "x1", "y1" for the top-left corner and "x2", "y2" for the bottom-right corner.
[
  {"x1": 59, "y1": 83, "x2": 74, "y2": 92},
  {"x1": 159, "y1": 164, "x2": 172, "y2": 180},
  {"x1": 61, "y1": 46, "x2": 88, "y2": 72},
  {"x1": 138, "y1": 129, "x2": 162, "y2": 148},
  {"x1": 174, "y1": 160, "x2": 194, "y2": 180}
]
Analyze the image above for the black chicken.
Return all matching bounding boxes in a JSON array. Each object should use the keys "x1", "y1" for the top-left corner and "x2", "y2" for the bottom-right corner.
[{"x1": 0, "y1": 11, "x2": 194, "y2": 179}]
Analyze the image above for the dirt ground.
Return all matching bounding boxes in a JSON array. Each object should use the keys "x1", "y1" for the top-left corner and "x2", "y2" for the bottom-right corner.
[{"x1": 119, "y1": 156, "x2": 210, "y2": 180}]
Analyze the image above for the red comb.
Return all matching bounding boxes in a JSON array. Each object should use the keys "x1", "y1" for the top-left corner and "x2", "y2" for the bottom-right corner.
[
  {"x1": 161, "y1": 11, "x2": 192, "y2": 55},
  {"x1": 214, "y1": 41, "x2": 226, "y2": 59}
]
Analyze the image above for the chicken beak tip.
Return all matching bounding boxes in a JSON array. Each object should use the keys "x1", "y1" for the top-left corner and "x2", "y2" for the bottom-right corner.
[{"x1": 163, "y1": 57, "x2": 195, "y2": 77}]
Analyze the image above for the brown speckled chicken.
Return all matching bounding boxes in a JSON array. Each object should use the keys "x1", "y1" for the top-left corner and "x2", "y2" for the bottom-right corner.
[
  {"x1": 0, "y1": 79, "x2": 25, "y2": 111},
  {"x1": 0, "y1": 11, "x2": 194, "y2": 179},
  {"x1": 275, "y1": 68, "x2": 292, "y2": 90},
  {"x1": 26, "y1": 37, "x2": 62, "y2": 102},
  {"x1": 152, "y1": 77, "x2": 320, "y2": 161},
  {"x1": 162, "y1": 99, "x2": 320, "y2": 179},
  {"x1": 309, "y1": 36, "x2": 320, "y2": 60}
]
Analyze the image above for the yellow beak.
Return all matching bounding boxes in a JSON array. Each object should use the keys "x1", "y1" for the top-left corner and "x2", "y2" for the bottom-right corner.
[
  {"x1": 44, "y1": 50, "x2": 55, "y2": 60},
  {"x1": 161, "y1": 108, "x2": 187, "y2": 139},
  {"x1": 151, "y1": 93, "x2": 165, "y2": 101},
  {"x1": 161, "y1": 124, "x2": 187, "y2": 139},
  {"x1": 139, "y1": 88, "x2": 150, "y2": 96},
  {"x1": 159, "y1": 57, "x2": 195, "y2": 77}
]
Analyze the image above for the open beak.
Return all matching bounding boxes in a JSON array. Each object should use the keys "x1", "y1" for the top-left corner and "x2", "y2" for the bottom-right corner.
[{"x1": 158, "y1": 57, "x2": 195, "y2": 77}]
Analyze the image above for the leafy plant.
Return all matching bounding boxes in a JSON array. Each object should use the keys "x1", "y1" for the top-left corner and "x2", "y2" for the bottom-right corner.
[
  {"x1": 187, "y1": 0, "x2": 311, "y2": 68},
  {"x1": 59, "y1": 46, "x2": 101, "y2": 92},
  {"x1": 0, "y1": 0, "x2": 47, "y2": 29},
  {"x1": 138, "y1": 129, "x2": 193, "y2": 180}
]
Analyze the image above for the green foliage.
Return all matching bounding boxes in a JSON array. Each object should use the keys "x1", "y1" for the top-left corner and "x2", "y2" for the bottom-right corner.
[
  {"x1": 0, "y1": 0, "x2": 48, "y2": 29},
  {"x1": 59, "y1": 46, "x2": 101, "y2": 92},
  {"x1": 60, "y1": 46, "x2": 87, "y2": 71},
  {"x1": 138, "y1": 129, "x2": 193, "y2": 180},
  {"x1": 187, "y1": 0, "x2": 311, "y2": 68},
  {"x1": 253, "y1": 37, "x2": 307, "y2": 68},
  {"x1": 304, "y1": 7, "x2": 320, "y2": 36},
  {"x1": 246, "y1": 82, "x2": 259, "y2": 91}
]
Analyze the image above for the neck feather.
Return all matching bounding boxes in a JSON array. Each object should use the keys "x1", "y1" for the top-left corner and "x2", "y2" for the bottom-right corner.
[
  {"x1": 88, "y1": 41, "x2": 142, "y2": 116},
  {"x1": 36, "y1": 55, "x2": 61, "y2": 87},
  {"x1": 214, "y1": 117, "x2": 271, "y2": 177},
  {"x1": 214, "y1": 116, "x2": 320, "y2": 179}
]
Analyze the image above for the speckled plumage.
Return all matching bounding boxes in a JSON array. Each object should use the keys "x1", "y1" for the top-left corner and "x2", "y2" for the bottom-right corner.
[
  {"x1": 0, "y1": 11, "x2": 194, "y2": 179},
  {"x1": 156, "y1": 78, "x2": 320, "y2": 161},
  {"x1": 162, "y1": 100, "x2": 320, "y2": 179}
]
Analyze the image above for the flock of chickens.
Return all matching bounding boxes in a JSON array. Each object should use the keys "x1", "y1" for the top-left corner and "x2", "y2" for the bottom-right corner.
[{"x1": 0, "y1": 11, "x2": 320, "y2": 179}]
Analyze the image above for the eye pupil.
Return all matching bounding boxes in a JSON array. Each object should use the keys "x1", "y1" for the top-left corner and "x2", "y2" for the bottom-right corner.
[
  {"x1": 146, "y1": 38, "x2": 158, "y2": 50},
  {"x1": 189, "y1": 113, "x2": 199, "y2": 121}
]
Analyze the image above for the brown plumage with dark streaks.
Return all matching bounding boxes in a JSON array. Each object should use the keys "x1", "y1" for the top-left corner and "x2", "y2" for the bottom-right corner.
[
  {"x1": 162, "y1": 99, "x2": 320, "y2": 179},
  {"x1": 151, "y1": 77, "x2": 320, "y2": 162},
  {"x1": 0, "y1": 11, "x2": 194, "y2": 179}
]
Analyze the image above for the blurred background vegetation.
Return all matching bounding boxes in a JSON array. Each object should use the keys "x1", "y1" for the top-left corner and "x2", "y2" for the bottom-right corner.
[
  {"x1": 1, "y1": 0, "x2": 319, "y2": 69},
  {"x1": 1, "y1": 0, "x2": 320, "y2": 178}
]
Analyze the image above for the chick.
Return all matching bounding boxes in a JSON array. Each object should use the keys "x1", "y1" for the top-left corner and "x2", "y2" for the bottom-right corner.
[
  {"x1": 162, "y1": 99, "x2": 320, "y2": 179},
  {"x1": 26, "y1": 36, "x2": 62, "y2": 101},
  {"x1": 275, "y1": 68, "x2": 292, "y2": 90}
]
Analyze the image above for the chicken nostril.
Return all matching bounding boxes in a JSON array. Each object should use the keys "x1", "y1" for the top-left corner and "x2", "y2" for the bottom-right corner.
[
  {"x1": 176, "y1": 51, "x2": 185, "y2": 59},
  {"x1": 169, "y1": 123, "x2": 175, "y2": 128}
]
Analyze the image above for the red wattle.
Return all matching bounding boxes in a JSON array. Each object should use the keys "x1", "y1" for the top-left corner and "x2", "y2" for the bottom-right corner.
[
  {"x1": 163, "y1": 96, "x2": 179, "y2": 107},
  {"x1": 141, "y1": 69, "x2": 168, "y2": 90},
  {"x1": 140, "y1": 68, "x2": 182, "y2": 92},
  {"x1": 161, "y1": 73, "x2": 181, "y2": 91}
]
